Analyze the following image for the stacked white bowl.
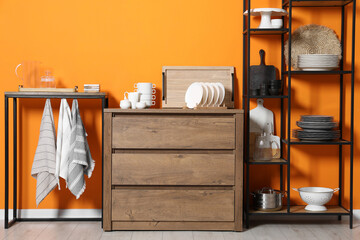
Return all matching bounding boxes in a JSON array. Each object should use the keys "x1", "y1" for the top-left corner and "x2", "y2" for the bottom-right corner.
[
  {"x1": 135, "y1": 82, "x2": 156, "y2": 107},
  {"x1": 298, "y1": 54, "x2": 339, "y2": 71}
]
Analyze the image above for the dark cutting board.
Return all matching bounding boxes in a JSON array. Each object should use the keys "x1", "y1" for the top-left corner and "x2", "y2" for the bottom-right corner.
[{"x1": 250, "y1": 49, "x2": 276, "y2": 94}]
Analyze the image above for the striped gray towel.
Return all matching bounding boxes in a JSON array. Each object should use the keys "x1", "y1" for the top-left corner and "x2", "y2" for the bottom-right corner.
[
  {"x1": 67, "y1": 99, "x2": 95, "y2": 199},
  {"x1": 31, "y1": 99, "x2": 58, "y2": 206}
]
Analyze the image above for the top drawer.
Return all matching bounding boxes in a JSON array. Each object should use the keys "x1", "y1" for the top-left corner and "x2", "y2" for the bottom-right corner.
[{"x1": 112, "y1": 115, "x2": 235, "y2": 149}]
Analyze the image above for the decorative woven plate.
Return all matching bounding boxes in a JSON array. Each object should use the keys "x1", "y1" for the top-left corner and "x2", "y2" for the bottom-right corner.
[{"x1": 284, "y1": 24, "x2": 341, "y2": 69}]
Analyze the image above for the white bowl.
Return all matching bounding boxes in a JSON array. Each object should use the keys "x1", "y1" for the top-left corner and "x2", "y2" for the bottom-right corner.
[
  {"x1": 293, "y1": 187, "x2": 339, "y2": 211},
  {"x1": 271, "y1": 19, "x2": 283, "y2": 28}
]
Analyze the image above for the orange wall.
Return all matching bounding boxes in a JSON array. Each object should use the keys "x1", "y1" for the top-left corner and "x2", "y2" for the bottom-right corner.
[{"x1": 0, "y1": 0, "x2": 358, "y2": 210}]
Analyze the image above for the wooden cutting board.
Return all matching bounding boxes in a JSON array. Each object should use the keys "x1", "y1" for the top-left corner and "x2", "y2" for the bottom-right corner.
[
  {"x1": 250, "y1": 50, "x2": 276, "y2": 94},
  {"x1": 162, "y1": 66, "x2": 235, "y2": 108}
]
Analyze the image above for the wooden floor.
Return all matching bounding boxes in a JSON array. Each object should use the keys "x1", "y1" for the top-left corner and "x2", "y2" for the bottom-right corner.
[{"x1": 1, "y1": 218, "x2": 359, "y2": 240}]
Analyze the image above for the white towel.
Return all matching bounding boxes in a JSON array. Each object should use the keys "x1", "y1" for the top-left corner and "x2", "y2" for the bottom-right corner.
[
  {"x1": 67, "y1": 99, "x2": 95, "y2": 198},
  {"x1": 31, "y1": 99, "x2": 58, "y2": 206},
  {"x1": 55, "y1": 99, "x2": 72, "y2": 188}
]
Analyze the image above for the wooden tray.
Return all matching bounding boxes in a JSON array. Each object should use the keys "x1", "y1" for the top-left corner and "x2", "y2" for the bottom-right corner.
[
  {"x1": 162, "y1": 66, "x2": 235, "y2": 108},
  {"x1": 18, "y1": 85, "x2": 78, "y2": 92}
]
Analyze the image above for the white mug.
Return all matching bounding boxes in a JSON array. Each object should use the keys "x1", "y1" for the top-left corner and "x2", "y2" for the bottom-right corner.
[
  {"x1": 143, "y1": 100, "x2": 156, "y2": 107},
  {"x1": 130, "y1": 100, "x2": 137, "y2": 109},
  {"x1": 135, "y1": 88, "x2": 156, "y2": 94},
  {"x1": 134, "y1": 82, "x2": 156, "y2": 95},
  {"x1": 125, "y1": 92, "x2": 140, "y2": 102},
  {"x1": 140, "y1": 94, "x2": 156, "y2": 100},
  {"x1": 134, "y1": 82, "x2": 156, "y2": 89}
]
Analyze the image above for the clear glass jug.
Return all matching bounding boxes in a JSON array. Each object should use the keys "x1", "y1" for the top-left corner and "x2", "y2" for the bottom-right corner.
[
  {"x1": 15, "y1": 61, "x2": 41, "y2": 88},
  {"x1": 40, "y1": 70, "x2": 56, "y2": 88},
  {"x1": 254, "y1": 132, "x2": 280, "y2": 160}
]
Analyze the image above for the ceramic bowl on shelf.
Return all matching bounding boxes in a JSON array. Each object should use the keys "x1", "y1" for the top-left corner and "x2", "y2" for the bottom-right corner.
[
  {"x1": 293, "y1": 187, "x2": 339, "y2": 211},
  {"x1": 271, "y1": 19, "x2": 283, "y2": 29}
]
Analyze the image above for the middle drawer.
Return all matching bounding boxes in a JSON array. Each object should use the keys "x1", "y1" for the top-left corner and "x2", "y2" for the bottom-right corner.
[{"x1": 112, "y1": 153, "x2": 235, "y2": 185}]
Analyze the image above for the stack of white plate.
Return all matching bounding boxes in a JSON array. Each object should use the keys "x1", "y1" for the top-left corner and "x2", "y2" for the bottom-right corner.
[
  {"x1": 185, "y1": 82, "x2": 226, "y2": 109},
  {"x1": 298, "y1": 54, "x2": 339, "y2": 71}
]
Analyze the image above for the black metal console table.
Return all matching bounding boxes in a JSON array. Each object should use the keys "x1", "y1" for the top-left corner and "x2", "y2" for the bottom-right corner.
[{"x1": 4, "y1": 91, "x2": 108, "y2": 228}]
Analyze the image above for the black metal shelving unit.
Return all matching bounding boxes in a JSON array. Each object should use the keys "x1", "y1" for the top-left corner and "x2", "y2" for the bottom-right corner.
[
  {"x1": 4, "y1": 92, "x2": 108, "y2": 229},
  {"x1": 243, "y1": 0, "x2": 355, "y2": 229}
]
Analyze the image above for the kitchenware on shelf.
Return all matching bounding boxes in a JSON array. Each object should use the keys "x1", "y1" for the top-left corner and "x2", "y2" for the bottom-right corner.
[
  {"x1": 250, "y1": 99, "x2": 274, "y2": 133},
  {"x1": 251, "y1": 187, "x2": 285, "y2": 211},
  {"x1": 293, "y1": 187, "x2": 339, "y2": 211},
  {"x1": 140, "y1": 94, "x2": 156, "y2": 100},
  {"x1": 269, "y1": 79, "x2": 282, "y2": 88},
  {"x1": 185, "y1": 82, "x2": 203, "y2": 109},
  {"x1": 135, "y1": 101, "x2": 146, "y2": 109},
  {"x1": 249, "y1": 99, "x2": 275, "y2": 158},
  {"x1": 206, "y1": 83, "x2": 215, "y2": 107},
  {"x1": 296, "y1": 121, "x2": 338, "y2": 129},
  {"x1": 298, "y1": 54, "x2": 339, "y2": 71},
  {"x1": 216, "y1": 82, "x2": 225, "y2": 106},
  {"x1": 269, "y1": 88, "x2": 282, "y2": 96},
  {"x1": 140, "y1": 95, "x2": 155, "y2": 107},
  {"x1": 199, "y1": 83, "x2": 208, "y2": 107},
  {"x1": 259, "y1": 83, "x2": 268, "y2": 96},
  {"x1": 300, "y1": 115, "x2": 334, "y2": 122},
  {"x1": 293, "y1": 129, "x2": 340, "y2": 141},
  {"x1": 271, "y1": 19, "x2": 283, "y2": 29},
  {"x1": 211, "y1": 83, "x2": 220, "y2": 106},
  {"x1": 120, "y1": 99, "x2": 131, "y2": 109},
  {"x1": 250, "y1": 50, "x2": 277, "y2": 96},
  {"x1": 40, "y1": 70, "x2": 56, "y2": 88},
  {"x1": 250, "y1": 89, "x2": 259, "y2": 96},
  {"x1": 244, "y1": 8, "x2": 288, "y2": 29},
  {"x1": 15, "y1": 61, "x2": 42, "y2": 88},
  {"x1": 254, "y1": 131, "x2": 280, "y2": 160},
  {"x1": 84, "y1": 84, "x2": 100, "y2": 92},
  {"x1": 162, "y1": 66, "x2": 234, "y2": 108},
  {"x1": 126, "y1": 92, "x2": 140, "y2": 102},
  {"x1": 284, "y1": 24, "x2": 341, "y2": 69},
  {"x1": 134, "y1": 82, "x2": 156, "y2": 94}
]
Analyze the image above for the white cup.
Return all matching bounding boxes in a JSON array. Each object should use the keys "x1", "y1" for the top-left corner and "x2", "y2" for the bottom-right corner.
[
  {"x1": 140, "y1": 94, "x2": 156, "y2": 100},
  {"x1": 125, "y1": 92, "x2": 140, "y2": 102},
  {"x1": 130, "y1": 100, "x2": 137, "y2": 109},
  {"x1": 271, "y1": 19, "x2": 283, "y2": 29},
  {"x1": 142, "y1": 100, "x2": 156, "y2": 107},
  {"x1": 134, "y1": 82, "x2": 156, "y2": 94}
]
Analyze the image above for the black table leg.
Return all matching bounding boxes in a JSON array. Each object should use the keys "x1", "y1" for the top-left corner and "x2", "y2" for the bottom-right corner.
[
  {"x1": 13, "y1": 98, "x2": 17, "y2": 220},
  {"x1": 4, "y1": 96, "x2": 9, "y2": 229}
]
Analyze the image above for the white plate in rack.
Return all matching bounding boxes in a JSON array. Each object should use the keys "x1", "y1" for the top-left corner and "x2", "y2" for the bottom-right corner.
[
  {"x1": 212, "y1": 83, "x2": 221, "y2": 107},
  {"x1": 199, "y1": 82, "x2": 208, "y2": 107},
  {"x1": 216, "y1": 82, "x2": 225, "y2": 106},
  {"x1": 185, "y1": 82, "x2": 203, "y2": 109},
  {"x1": 206, "y1": 83, "x2": 215, "y2": 107}
]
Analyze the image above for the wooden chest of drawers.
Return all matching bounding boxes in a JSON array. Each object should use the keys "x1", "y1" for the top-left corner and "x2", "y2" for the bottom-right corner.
[{"x1": 103, "y1": 109, "x2": 243, "y2": 231}]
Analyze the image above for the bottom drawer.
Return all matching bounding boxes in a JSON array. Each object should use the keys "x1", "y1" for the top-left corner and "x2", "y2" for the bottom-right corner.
[{"x1": 112, "y1": 189, "x2": 234, "y2": 222}]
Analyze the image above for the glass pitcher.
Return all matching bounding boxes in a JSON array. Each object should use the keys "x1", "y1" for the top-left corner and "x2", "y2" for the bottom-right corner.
[
  {"x1": 254, "y1": 132, "x2": 280, "y2": 161},
  {"x1": 15, "y1": 61, "x2": 41, "y2": 88}
]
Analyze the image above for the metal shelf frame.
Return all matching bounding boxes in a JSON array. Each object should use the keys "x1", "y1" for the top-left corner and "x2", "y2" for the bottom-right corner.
[
  {"x1": 3, "y1": 92, "x2": 108, "y2": 229},
  {"x1": 243, "y1": 0, "x2": 356, "y2": 229}
]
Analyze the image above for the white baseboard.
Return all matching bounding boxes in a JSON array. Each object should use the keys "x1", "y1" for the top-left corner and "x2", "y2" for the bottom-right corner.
[
  {"x1": 0, "y1": 209, "x2": 359, "y2": 221},
  {"x1": 0, "y1": 209, "x2": 101, "y2": 220}
]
